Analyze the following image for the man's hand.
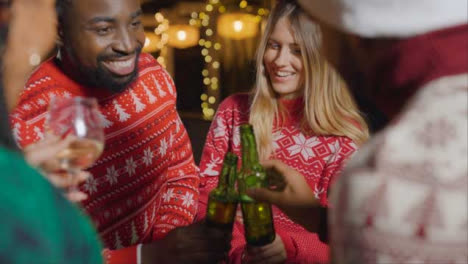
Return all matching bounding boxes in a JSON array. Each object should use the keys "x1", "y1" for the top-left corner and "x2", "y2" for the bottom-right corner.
[
  {"x1": 243, "y1": 234, "x2": 286, "y2": 264},
  {"x1": 247, "y1": 160, "x2": 322, "y2": 232},
  {"x1": 142, "y1": 221, "x2": 232, "y2": 264}
]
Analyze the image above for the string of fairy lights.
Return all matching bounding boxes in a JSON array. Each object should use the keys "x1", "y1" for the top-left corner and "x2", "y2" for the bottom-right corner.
[
  {"x1": 195, "y1": 0, "x2": 268, "y2": 120},
  {"x1": 149, "y1": 0, "x2": 269, "y2": 120},
  {"x1": 153, "y1": 12, "x2": 170, "y2": 68}
]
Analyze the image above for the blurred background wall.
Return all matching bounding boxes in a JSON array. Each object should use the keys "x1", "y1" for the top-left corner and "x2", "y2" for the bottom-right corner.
[{"x1": 139, "y1": 0, "x2": 274, "y2": 163}]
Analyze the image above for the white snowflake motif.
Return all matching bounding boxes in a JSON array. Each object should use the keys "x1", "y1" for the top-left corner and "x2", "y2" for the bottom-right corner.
[
  {"x1": 326, "y1": 141, "x2": 341, "y2": 163},
  {"x1": 272, "y1": 130, "x2": 286, "y2": 150},
  {"x1": 37, "y1": 99, "x2": 47, "y2": 106},
  {"x1": 62, "y1": 91, "x2": 72, "y2": 98},
  {"x1": 22, "y1": 104, "x2": 31, "y2": 110},
  {"x1": 125, "y1": 157, "x2": 137, "y2": 176},
  {"x1": 178, "y1": 170, "x2": 185, "y2": 177},
  {"x1": 83, "y1": 175, "x2": 98, "y2": 194},
  {"x1": 181, "y1": 192, "x2": 194, "y2": 208},
  {"x1": 213, "y1": 118, "x2": 226, "y2": 138},
  {"x1": 143, "y1": 147, "x2": 154, "y2": 166},
  {"x1": 287, "y1": 133, "x2": 320, "y2": 160},
  {"x1": 162, "y1": 188, "x2": 175, "y2": 202},
  {"x1": 105, "y1": 165, "x2": 119, "y2": 185},
  {"x1": 159, "y1": 138, "x2": 168, "y2": 156},
  {"x1": 172, "y1": 219, "x2": 180, "y2": 225}
]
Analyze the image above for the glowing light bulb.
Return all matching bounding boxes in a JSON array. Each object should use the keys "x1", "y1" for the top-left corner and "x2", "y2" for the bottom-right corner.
[
  {"x1": 177, "y1": 30, "x2": 187, "y2": 41},
  {"x1": 233, "y1": 20, "x2": 243, "y2": 32}
]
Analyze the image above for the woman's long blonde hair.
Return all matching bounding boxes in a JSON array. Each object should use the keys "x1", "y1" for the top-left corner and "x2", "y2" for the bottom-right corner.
[{"x1": 249, "y1": 1, "x2": 369, "y2": 160}]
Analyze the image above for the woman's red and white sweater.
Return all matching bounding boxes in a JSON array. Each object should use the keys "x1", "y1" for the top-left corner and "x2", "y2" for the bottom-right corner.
[{"x1": 197, "y1": 94, "x2": 358, "y2": 263}]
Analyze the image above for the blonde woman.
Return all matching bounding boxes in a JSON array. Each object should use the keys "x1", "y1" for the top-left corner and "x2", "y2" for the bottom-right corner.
[{"x1": 197, "y1": 1, "x2": 368, "y2": 263}]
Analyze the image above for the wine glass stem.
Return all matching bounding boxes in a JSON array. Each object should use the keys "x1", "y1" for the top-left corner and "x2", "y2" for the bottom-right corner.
[
  {"x1": 61, "y1": 158, "x2": 79, "y2": 194},
  {"x1": 68, "y1": 168, "x2": 79, "y2": 193}
]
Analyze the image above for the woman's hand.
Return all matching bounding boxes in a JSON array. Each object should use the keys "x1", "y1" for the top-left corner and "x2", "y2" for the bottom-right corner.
[
  {"x1": 248, "y1": 160, "x2": 318, "y2": 208},
  {"x1": 24, "y1": 135, "x2": 90, "y2": 202},
  {"x1": 247, "y1": 160, "x2": 322, "y2": 232},
  {"x1": 243, "y1": 235, "x2": 286, "y2": 264}
]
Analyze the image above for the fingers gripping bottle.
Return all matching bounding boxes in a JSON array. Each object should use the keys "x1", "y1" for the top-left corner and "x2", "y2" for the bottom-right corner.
[{"x1": 238, "y1": 124, "x2": 275, "y2": 246}]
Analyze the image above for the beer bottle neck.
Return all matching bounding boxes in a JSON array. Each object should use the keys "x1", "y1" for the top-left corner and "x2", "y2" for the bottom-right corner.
[
  {"x1": 227, "y1": 165, "x2": 237, "y2": 190},
  {"x1": 216, "y1": 163, "x2": 229, "y2": 189},
  {"x1": 241, "y1": 133, "x2": 259, "y2": 170},
  {"x1": 221, "y1": 152, "x2": 238, "y2": 193}
]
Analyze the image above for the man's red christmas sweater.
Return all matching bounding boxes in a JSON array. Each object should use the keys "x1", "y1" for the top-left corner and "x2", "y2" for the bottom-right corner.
[{"x1": 11, "y1": 53, "x2": 199, "y2": 251}]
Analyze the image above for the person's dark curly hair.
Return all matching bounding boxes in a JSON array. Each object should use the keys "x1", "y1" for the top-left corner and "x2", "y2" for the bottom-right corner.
[{"x1": 56, "y1": 0, "x2": 73, "y2": 24}]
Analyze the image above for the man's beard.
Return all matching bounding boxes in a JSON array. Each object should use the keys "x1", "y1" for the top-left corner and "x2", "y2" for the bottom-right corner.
[{"x1": 72, "y1": 47, "x2": 142, "y2": 94}]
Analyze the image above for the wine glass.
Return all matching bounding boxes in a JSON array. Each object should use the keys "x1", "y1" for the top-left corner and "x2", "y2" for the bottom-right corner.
[{"x1": 46, "y1": 96, "x2": 105, "y2": 191}]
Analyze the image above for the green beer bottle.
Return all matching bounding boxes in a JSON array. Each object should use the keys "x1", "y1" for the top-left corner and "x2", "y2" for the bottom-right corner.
[
  {"x1": 238, "y1": 124, "x2": 275, "y2": 246},
  {"x1": 206, "y1": 152, "x2": 239, "y2": 229}
]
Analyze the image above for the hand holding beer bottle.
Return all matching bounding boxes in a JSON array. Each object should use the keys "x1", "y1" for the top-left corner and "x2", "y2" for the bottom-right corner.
[{"x1": 238, "y1": 124, "x2": 276, "y2": 247}]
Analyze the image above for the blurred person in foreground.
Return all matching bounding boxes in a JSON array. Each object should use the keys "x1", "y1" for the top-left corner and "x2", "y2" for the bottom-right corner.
[
  {"x1": 0, "y1": 0, "x2": 102, "y2": 262},
  {"x1": 248, "y1": 0, "x2": 468, "y2": 263},
  {"x1": 10, "y1": 0, "x2": 230, "y2": 263}
]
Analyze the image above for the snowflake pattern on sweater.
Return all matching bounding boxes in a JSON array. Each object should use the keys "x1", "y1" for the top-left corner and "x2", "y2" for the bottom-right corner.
[
  {"x1": 197, "y1": 94, "x2": 357, "y2": 264},
  {"x1": 11, "y1": 53, "x2": 199, "y2": 249}
]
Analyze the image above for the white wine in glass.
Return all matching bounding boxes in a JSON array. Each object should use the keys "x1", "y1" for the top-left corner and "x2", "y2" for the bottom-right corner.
[
  {"x1": 55, "y1": 138, "x2": 104, "y2": 170},
  {"x1": 47, "y1": 96, "x2": 105, "y2": 190}
]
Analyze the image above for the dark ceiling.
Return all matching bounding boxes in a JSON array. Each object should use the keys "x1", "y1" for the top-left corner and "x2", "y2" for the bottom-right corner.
[
  {"x1": 141, "y1": 0, "x2": 269, "y2": 13},
  {"x1": 141, "y1": 0, "x2": 203, "y2": 13}
]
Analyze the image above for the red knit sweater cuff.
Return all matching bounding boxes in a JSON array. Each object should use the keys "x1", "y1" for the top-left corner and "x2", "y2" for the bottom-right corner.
[
  {"x1": 103, "y1": 245, "x2": 140, "y2": 264},
  {"x1": 277, "y1": 230, "x2": 297, "y2": 261}
]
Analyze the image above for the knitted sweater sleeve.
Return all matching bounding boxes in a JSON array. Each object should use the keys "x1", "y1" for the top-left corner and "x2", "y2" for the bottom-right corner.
[
  {"x1": 319, "y1": 137, "x2": 358, "y2": 207},
  {"x1": 150, "y1": 73, "x2": 200, "y2": 240},
  {"x1": 10, "y1": 111, "x2": 41, "y2": 148}
]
